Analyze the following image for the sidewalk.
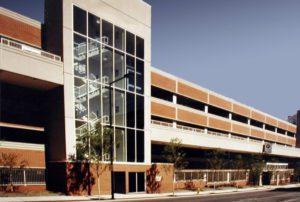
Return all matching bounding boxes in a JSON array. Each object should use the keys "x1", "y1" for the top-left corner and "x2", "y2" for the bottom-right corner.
[{"x1": 1, "y1": 184, "x2": 299, "y2": 202}]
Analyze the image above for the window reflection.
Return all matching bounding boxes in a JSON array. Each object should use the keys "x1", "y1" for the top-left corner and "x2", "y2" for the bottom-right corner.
[
  {"x1": 126, "y1": 55, "x2": 135, "y2": 92},
  {"x1": 126, "y1": 31, "x2": 135, "y2": 55},
  {"x1": 74, "y1": 34, "x2": 87, "y2": 78},
  {"x1": 136, "y1": 59, "x2": 144, "y2": 94},
  {"x1": 102, "y1": 46, "x2": 113, "y2": 84},
  {"x1": 73, "y1": 6, "x2": 86, "y2": 35},
  {"x1": 89, "y1": 81, "x2": 101, "y2": 121},
  {"x1": 115, "y1": 51, "x2": 125, "y2": 89},
  {"x1": 88, "y1": 39, "x2": 101, "y2": 81},
  {"x1": 88, "y1": 13, "x2": 100, "y2": 41},
  {"x1": 73, "y1": 6, "x2": 145, "y2": 163},
  {"x1": 115, "y1": 26, "x2": 125, "y2": 51},
  {"x1": 115, "y1": 90, "x2": 125, "y2": 126},
  {"x1": 74, "y1": 77, "x2": 88, "y2": 121},
  {"x1": 115, "y1": 128, "x2": 126, "y2": 161},
  {"x1": 102, "y1": 20, "x2": 113, "y2": 46},
  {"x1": 102, "y1": 86, "x2": 111, "y2": 125}
]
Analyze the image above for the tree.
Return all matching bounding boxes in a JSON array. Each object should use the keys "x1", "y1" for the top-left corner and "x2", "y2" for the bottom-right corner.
[
  {"x1": 232, "y1": 154, "x2": 245, "y2": 189},
  {"x1": 205, "y1": 149, "x2": 227, "y2": 190},
  {"x1": 0, "y1": 152, "x2": 27, "y2": 192},
  {"x1": 162, "y1": 138, "x2": 188, "y2": 195},
  {"x1": 75, "y1": 121, "x2": 112, "y2": 198},
  {"x1": 246, "y1": 153, "x2": 265, "y2": 186},
  {"x1": 291, "y1": 161, "x2": 300, "y2": 182}
]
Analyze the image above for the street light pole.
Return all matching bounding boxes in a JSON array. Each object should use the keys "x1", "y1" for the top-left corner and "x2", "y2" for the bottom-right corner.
[{"x1": 109, "y1": 73, "x2": 131, "y2": 200}]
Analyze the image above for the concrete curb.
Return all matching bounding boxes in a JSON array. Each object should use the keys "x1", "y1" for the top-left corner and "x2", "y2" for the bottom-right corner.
[{"x1": 0, "y1": 184, "x2": 299, "y2": 202}]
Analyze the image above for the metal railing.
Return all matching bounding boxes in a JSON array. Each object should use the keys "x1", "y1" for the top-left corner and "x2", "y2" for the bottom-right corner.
[
  {"x1": 1, "y1": 38, "x2": 61, "y2": 62},
  {"x1": 151, "y1": 119, "x2": 265, "y2": 145},
  {"x1": 177, "y1": 125, "x2": 205, "y2": 134},
  {"x1": 175, "y1": 169, "x2": 249, "y2": 183},
  {"x1": 151, "y1": 120, "x2": 173, "y2": 127},
  {"x1": 0, "y1": 168, "x2": 45, "y2": 185},
  {"x1": 207, "y1": 130, "x2": 229, "y2": 138}
]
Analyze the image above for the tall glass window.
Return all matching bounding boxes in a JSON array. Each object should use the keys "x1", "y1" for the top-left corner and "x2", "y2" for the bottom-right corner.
[
  {"x1": 102, "y1": 46, "x2": 113, "y2": 84},
  {"x1": 126, "y1": 31, "x2": 135, "y2": 55},
  {"x1": 75, "y1": 121, "x2": 88, "y2": 160},
  {"x1": 88, "y1": 13, "x2": 100, "y2": 41},
  {"x1": 88, "y1": 39, "x2": 101, "y2": 81},
  {"x1": 73, "y1": 6, "x2": 86, "y2": 35},
  {"x1": 136, "y1": 36, "x2": 144, "y2": 59},
  {"x1": 126, "y1": 92, "x2": 135, "y2": 128},
  {"x1": 89, "y1": 81, "x2": 101, "y2": 120},
  {"x1": 126, "y1": 55, "x2": 135, "y2": 92},
  {"x1": 102, "y1": 20, "x2": 113, "y2": 46},
  {"x1": 115, "y1": 51, "x2": 125, "y2": 89},
  {"x1": 115, "y1": 90, "x2": 125, "y2": 126},
  {"x1": 136, "y1": 131, "x2": 144, "y2": 162},
  {"x1": 74, "y1": 34, "x2": 87, "y2": 78},
  {"x1": 136, "y1": 59, "x2": 144, "y2": 94},
  {"x1": 127, "y1": 129, "x2": 135, "y2": 162},
  {"x1": 102, "y1": 86, "x2": 111, "y2": 125},
  {"x1": 115, "y1": 128, "x2": 126, "y2": 161},
  {"x1": 73, "y1": 6, "x2": 145, "y2": 163},
  {"x1": 115, "y1": 26, "x2": 125, "y2": 51},
  {"x1": 74, "y1": 77, "x2": 88, "y2": 120},
  {"x1": 136, "y1": 95, "x2": 144, "y2": 129}
]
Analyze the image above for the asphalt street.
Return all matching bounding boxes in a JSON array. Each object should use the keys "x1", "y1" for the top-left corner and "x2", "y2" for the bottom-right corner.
[{"x1": 122, "y1": 187, "x2": 300, "y2": 202}]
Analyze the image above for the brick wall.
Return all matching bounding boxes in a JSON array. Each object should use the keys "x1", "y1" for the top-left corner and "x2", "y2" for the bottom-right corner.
[
  {"x1": 0, "y1": 14, "x2": 41, "y2": 47},
  {"x1": 0, "y1": 148, "x2": 45, "y2": 168},
  {"x1": 61, "y1": 162, "x2": 174, "y2": 196}
]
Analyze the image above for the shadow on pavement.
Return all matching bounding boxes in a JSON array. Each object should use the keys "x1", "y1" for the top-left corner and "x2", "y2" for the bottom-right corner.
[{"x1": 270, "y1": 187, "x2": 300, "y2": 192}]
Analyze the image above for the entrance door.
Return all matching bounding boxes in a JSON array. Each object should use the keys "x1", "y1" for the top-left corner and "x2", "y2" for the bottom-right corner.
[
  {"x1": 262, "y1": 172, "x2": 272, "y2": 185},
  {"x1": 114, "y1": 172, "x2": 126, "y2": 194},
  {"x1": 129, "y1": 172, "x2": 145, "y2": 192}
]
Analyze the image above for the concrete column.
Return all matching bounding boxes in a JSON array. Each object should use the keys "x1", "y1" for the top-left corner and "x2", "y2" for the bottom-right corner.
[
  {"x1": 247, "y1": 137, "x2": 250, "y2": 142},
  {"x1": 227, "y1": 172, "x2": 230, "y2": 183},
  {"x1": 259, "y1": 174, "x2": 263, "y2": 186},
  {"x1": 263, "y1": 124, "x2": 265, "y2": 130},
  {"x1": 228, "y1": 133, "x2": 232, "y2": 138},
  {"x1": 276, "y1": 173, "x2": 280, "y2": 186},
  {"x1": 205, "y1": 106, "x2": 208, "y2": 113},
  {"x1": 173, "y1": 95, "x2": 177, "y2": 104},
  {"x1": 229, "y1": 113, "x2": 232, "y2": 120},
  {"x1": 173, "y1": 121, "x2": 177, "y2": 128},
  {"x1": 248, "y1": 119, "x2": 251, "y2": 125},
  {"x1": 204, "y1": 128, "x2": 208, "y2": 134}
]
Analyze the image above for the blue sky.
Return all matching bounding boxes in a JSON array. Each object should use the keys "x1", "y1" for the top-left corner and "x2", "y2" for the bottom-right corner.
[{"x1": 1, "y1": 0, "x2": 300, "y2": 119}]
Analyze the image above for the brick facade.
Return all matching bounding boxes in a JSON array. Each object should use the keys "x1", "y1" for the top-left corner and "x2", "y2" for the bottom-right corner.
[
  {"x1": 0, "y1": 148, "x2": 45, "y2": 168},
  {"x1": 0, "y1": 14, "x2": 41, "y2": 47},
  {"x1": 47, "y1": 162, "x2": 174, "y2": 195}
]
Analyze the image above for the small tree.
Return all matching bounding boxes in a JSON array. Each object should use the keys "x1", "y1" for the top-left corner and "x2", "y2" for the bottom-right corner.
[
  {"x1": 206, "y1": 149, "x2": 227, "y2": 190},
  {"x1": 75, "y1": 121, "x2": 112, "y2": 198},
  {"x1": 232, "y1": 154, "x2": 244, "y2": 189},
  {"x1": 0, "y1": 152, "x2": 27, "y2": 192},
  {"x1": 292, "y1": 161, "x2": 300, "y2": 182},
  {"x1": 162, "y1": 138, "x2": 188, "y2": 195},
  {"x1": 246, "y1": 153, "x2": 265, "y2": 186}
]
